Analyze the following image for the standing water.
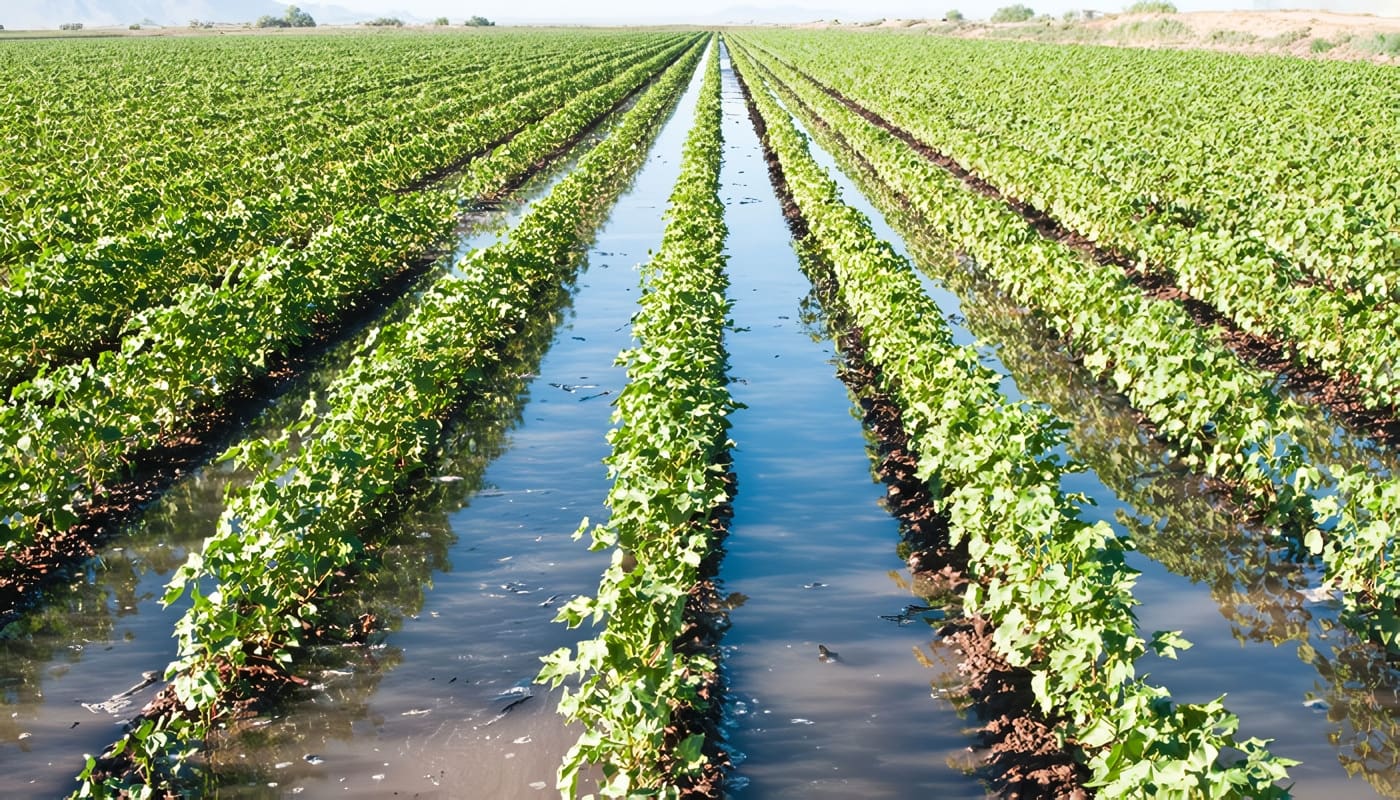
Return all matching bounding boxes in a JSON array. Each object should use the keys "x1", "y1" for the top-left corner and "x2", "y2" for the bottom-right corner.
[
  {"x1": 202, "y1": 50, "x2": 715, "y2": 798},
  {"x1": 769, "y1": 58, "x2": 1400, "y2": 798},
  {"x1": 0, "y1": 70, "x2": 662, "y2": 798},
  {"x1": 716, "y1": 48, "x2": 985, "y2": 799}
]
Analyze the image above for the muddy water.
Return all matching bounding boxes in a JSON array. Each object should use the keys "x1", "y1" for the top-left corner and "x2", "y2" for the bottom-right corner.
[
  {"x1": 0, "y1": 86, "x2": 648, "y2": 797},
  {"x1": 196, "y1": 53, "x2": 715, "y2": 799},
  {"x1": 716, "y1": 51, "x2": 985, "y2": 799},
  {"x1": 773, "y1": 63, "x2": 1400, "y2": 798}
]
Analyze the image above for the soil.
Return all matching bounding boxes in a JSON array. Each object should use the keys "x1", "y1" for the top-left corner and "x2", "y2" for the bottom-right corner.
[
  {"x1": 668, "y1": 483, "x2": 736, "y2": 798},
  {"x1": 768, "y1": 53, "x2": 1399, "y2": 448},
  {"x1": 807, "y1": 10, "x2": 1400, "y2": 65},
  {"x1": 733, "y1": 53, "x2": 1090, "y2": 799}
]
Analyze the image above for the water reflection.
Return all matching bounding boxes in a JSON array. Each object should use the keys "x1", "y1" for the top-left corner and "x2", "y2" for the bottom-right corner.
[
  {"x1": 0, "y1": 100, "x2": 627, "y2": 795},
  {"x1": 717, "y1": 51, "x2": 985, "y2": 799},
  {"x1": 204, "y1": 50, "x2": 717, "y2": 798},
  {"x1": 808, "y1": 129, "x2": 1400, "y2": 796}
]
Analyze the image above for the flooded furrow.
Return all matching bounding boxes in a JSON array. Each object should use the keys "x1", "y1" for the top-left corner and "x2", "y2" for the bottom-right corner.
[
  {"x1": 716, "y1": 49, "x2": 985, "y2": 799},
  {"x1": 775, "y1": 66, "x2": 1400, "y2": 798},
  {"x1": 199, "y1": 51, "x2": 714, "y2": 799},
  {"x1": 0, "y1": 86, "x2": 649, "y2": 797}
]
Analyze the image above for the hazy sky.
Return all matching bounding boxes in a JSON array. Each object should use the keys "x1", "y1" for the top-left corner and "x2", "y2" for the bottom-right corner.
[{"x1": 4, "y1": 0, "x2": 1398, "y2": 28}]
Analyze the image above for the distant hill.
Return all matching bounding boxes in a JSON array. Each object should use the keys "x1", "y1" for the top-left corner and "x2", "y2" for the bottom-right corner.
[{"x1": 1, "y1": 0, "x2": 378, "y2": 29}]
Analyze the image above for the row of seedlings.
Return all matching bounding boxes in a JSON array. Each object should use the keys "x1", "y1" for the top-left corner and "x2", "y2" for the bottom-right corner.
[
  {"x1": 0, "y1": 37, "x2": 699, "y2": 588},
  {"x1": 730, "y1": 42, "x2": 1294, "y2": 798},
  {"x1": 731, "y1": 36, "x2": 1400, "y2": 653},
  {"x1": 72, "y1": 38, "x2": 708, "y2": 797},
  {"x1": 538, "y1": 42, "x2": 733, "y2": 798}
]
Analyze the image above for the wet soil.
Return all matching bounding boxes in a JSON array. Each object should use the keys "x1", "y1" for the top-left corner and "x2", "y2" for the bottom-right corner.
[{"x1": 667, "y1": 489, "x2": 736, "y2": 799}]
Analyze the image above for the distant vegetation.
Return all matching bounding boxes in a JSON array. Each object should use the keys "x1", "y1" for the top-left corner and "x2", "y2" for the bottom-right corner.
[
  {"x1": 465, "y1": 15, "x2": 496, "y2": 26},
  {"x1": 433, "y1": 16, "x2": 450, "y2": 25},
  {"x1": 256, "y1": 4, "x2": 316, "y2": 28},
  {"x1": 1125, "y1": 1, "x2": 1177, "y2": 12},
  {"x1": 991, "y1": 4, "x2": 1035, "y2": 22},
  {"x1": 946, "y1": 9, "x2": 964, "y2": 21},
  {"x1": 59, "y1": 22, "x2": 83, "y2": 30},
  {"x1": 1361, "y1": 31, "x2": 1400, "y2": 55},
  {"x1": 365, "y1": 17, "x2": 405, "y2": 27},
  {"x1": 1112, "y1": 17, "x2": 1190, "y2": 39}
]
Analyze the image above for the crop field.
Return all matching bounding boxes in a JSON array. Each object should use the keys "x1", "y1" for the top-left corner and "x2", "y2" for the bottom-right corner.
[{"x1": 0, "y1": 25, "x2": 1397, "y2": 800}]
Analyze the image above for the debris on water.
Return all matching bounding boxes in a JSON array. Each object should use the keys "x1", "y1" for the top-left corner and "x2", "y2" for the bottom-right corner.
[
  {"x1": 275, "y1": 762, "x2": 292, "y2": 770},
  {"x1": 579, "y1": 391, "x2": 611, "y2": 401},
  {"x1": 803, "y1": 581, "x2": 826, "y2": 589},
  {"x1": 529, "y1": 781, "x2": 548, "y2": 790},
  {"x1": 502, "y1": 582, "x2": 531, "y2": 594},
  {"x1": 430, "y1": 475, "x2": 464, "y2": 483},
  {"x1": 1301, "y1": 585, "x2": 1341, "y2": 605},
  {"x1": 80, "y1": 670, "x2": 160, "y2": 715},
  {"x1": 479, "y1": 680, "x2": 536, "y2": 726},
  {"x1": 818, "y1": 645, "x2": 839, "y2": 663},
  {"x1": 513, "y1": 735, "x2": 532, "y2": 744},
  {"x1": 1303, "y1": 698, "x2": 1329, "y2": 711},
  {"x1": 538, "y1": 593, "x2": 561, "y2": 607},
  {"x1": 547, "y1": 382, "x2": 598, "y2": 393},
  {"x1": 401, "y1": 708, "x2": 432, "y2": 716},
  {"x1": 790, "y1": 718, "x2": 815, "y2": 725},
  {"x1": 371, "y1": 774, "x2": 386, "y2": 781},
  {"x1": 879, "y1": 603, "x2": 941, "y2": 625},
  {"x1": 303, "y1": 754, "x2": 324, "y2": 765},
  {"x1": 17, "y1": 732, "x2": 31, "y2": 740}
]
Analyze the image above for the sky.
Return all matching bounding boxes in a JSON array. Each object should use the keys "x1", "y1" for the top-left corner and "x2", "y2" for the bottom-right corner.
[{"x1": 2, "y1": 0, "x2": 1398, "y2": 29}]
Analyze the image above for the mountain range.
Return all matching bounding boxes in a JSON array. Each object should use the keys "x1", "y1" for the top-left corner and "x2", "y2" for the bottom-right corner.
[{"x1": 1, "y1": 1, "x2": 407, "y2": 28}]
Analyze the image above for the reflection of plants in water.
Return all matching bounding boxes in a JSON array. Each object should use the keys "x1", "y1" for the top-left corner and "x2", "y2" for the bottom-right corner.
[
  {"x1": 795, "y1": 284, "x2": 828, "y2": 344},
  {"x1": 798, "y1": 118, "x2": 1400, "y2": 796},
  {"x1": 0, "y1": 464, "x2": 232, "y2": 740},
  {"x1": 202, "y1": 270, "x2": 573, "y2": 788},
  {"x1": 1296, "y1": 627, "x2": 1400, "y2": 798},
  {"x1": 0, "y1": 266, "x2": 464, "y2": 747}
]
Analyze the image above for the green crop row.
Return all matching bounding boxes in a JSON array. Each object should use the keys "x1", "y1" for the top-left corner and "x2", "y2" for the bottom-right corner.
[
  {"x1": 0, "y1": 32, "x2": 664, "y2": 258},
  {"x1": 731, "y1": 35, "x2": 1400, "y2": 653},
  {"x1": 729, "y1": 41, "x2": 1294, "y2": 798},
  {"x1": 538, "y1": 40, "x2": 731, "y2": 799},
  {"x1": 0, "y1": 39, "x2": 696, "y2": 569},
  {"x1": 72, "y1": 37, "x2": 705, "y2": 798},
  {"x1": 0, "y1": 34, "x2": 682, "y2": 394},
  {"x1": 741, "y1": 31, "x2": 1398, "y2": 411}
]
